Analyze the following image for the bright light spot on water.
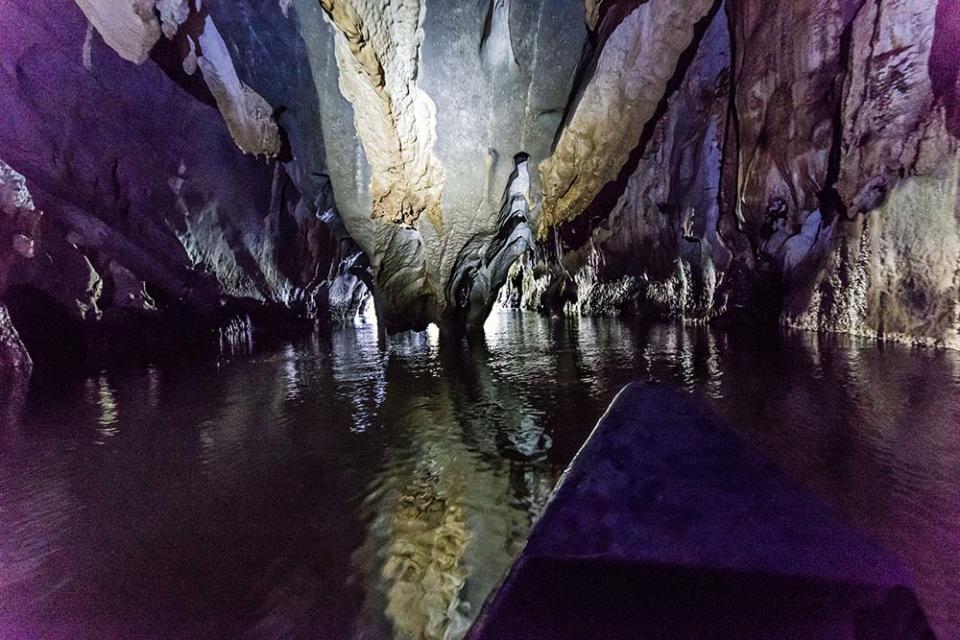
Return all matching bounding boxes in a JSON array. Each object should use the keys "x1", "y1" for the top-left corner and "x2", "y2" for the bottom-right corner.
[
  {"x1": 359, "y1": 294, "x2": 378, "y2": 325},
  {"x1": 283, "y1": 343, "x2": 301, "y2": 400},
  {"x1": 426, "y1": 323, "x2": 440, "y2": 349},
  {"x1": 95, "y1": 374, "x2": 119, "y2": 442},
  {"x1": 484, "y1": 308, "x2": 502, "y2": 331},
  {"x1": 483, "y1": 307, "x2": 511, "y2": 351}
]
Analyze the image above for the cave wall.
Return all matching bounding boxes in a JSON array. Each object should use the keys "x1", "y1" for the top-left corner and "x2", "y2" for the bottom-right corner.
[
  {"x1": 0, "y1": 0, "x2": 361, "y2": 368},
  {"x1": 0, "y1": 0, "x2": 342, "y2": 309},
  {"x1": 781, "y1": 0, "x2": 960, "y2": 347},
  {"x1": 1, "y1": 0, "x2": 957, "y2": 348},
  {"x1": 288, "y1": 0, "x2": 959, "y2": 344},
  {"x1": 514, "y1": 0, "x2": 960, "y2": 348},
  {"x1": 291, "y1": 0, "x2": 596, "y2": 330},
  {"x1": 275, "y1": 0, "x2": 727, "y2": 331}
]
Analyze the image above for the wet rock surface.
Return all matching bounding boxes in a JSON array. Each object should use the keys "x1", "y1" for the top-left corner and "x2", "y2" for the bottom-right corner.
[
  {"x1": 290, "y1": 0, "x2": 592, "y2": 330},
  {"x1": 521, "y1": 0, "x2": 960, "y2": 347},
  {"x1": 1, "y1": 0, "x2": 958, "y2": 345},
  {"x1": 0, "y1": 1, "x2": 373, "y2": 369},
  {"x1": 0, "y1": 303, "x2": 31, "y2": 381}
]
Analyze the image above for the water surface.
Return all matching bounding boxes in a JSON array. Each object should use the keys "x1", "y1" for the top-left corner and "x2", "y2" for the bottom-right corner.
[{"x1": 1, "y1": 312, "x2": 958, "y2": 639}]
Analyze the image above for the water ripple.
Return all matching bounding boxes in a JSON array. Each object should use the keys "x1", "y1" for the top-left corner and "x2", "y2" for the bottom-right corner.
[{"x1": 0, "y1": 314, "x2": 957, "y2": 639}]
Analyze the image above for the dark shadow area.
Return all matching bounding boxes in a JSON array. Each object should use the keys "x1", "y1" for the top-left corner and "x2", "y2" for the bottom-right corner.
[{"x1": 469, "y1": 558, "x2": 935, "y2": 640}]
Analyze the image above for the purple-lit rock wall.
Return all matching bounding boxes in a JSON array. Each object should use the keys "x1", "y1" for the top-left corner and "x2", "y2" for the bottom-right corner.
[
  {"x1": 0, "y1": 1, "x2": 361, "y2": 367},
  {"x1": 0, "y1": 1, "x2": 335, "y2": 310}
]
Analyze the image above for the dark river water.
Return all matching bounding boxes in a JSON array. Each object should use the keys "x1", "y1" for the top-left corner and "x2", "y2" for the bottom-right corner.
[{"x1": 1, "y1": 311, "x2": 958, "y2": 640}]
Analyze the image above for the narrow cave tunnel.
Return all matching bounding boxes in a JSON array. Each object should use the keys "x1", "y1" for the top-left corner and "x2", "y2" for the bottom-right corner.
[{"x1": 1, "y1": 1, "x2": 958, "y2": 639}]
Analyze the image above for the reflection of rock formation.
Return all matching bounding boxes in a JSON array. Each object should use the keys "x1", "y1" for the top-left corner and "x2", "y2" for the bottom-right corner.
[
  {"x1": 378, "y1": 450, "x2": 471, "y2": 640},
  {"x1": 351, "y1": 316, "x2": 743, "y2": 640},
  {"x1": 350, "y1": 335, "x2": 558, "y2": 640},
  {"x1": 0, "y1": 350, "x2": 374, "y2": 640},
  {"x1": 706, "y1": 328, "x2": 960, "y2": 637},
  {"x1": 4, "y1": 311, "x2": 958, "y2": 637}
]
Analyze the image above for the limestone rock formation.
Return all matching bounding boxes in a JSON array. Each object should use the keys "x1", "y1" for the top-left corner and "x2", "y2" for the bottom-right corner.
[
  {"x1": 74, "y1": 0, "x2": 162, "y2": 64},
  {"x1": 316, "y1": 0, "x2": 446, "y2": 228},
  {"x1": 156, "y1": 0, "x2": 190, "y2": 39},
  {"x1": 0, "y1": 1, "x2": 366, "y2": 369},
  {"x1": 508, "y1": 0, "x2": 960, "y2": 348},
  {"x1": 781, "y1": 0, "x2": 960, "y2": 347},
  {"x1": 576, "y1": 4, "x2": 731, "y2": 321},
  {"x1": 0, "y1": 162, "x2": 32, "y2": 379},
  {"x1": 2, "y1": 0, "x2": 958, "y2": 346},
  {"x1": 288, "y1": 0, "x2": 593, "y2": 330},
  {"x1": 194, "y1": 17, "x2": 283, "y2": 158},
  {"x1": 74, "y1": 0, "x2": 282, "y2": 157},
  {"x1": 730, "y1": 0, "x2": 960, "y2": 346},
  {"x1": 538, "y1": 0, "x2": 718, "y2": 232}
]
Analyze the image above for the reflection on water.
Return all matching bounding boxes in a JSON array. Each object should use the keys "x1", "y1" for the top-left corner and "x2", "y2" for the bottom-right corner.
[{"x1": 1, "y1": 311, "x2": 958, "y2": 639}]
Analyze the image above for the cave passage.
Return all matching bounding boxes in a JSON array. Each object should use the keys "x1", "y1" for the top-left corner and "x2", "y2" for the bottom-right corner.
[{"x1": 2, "y1": 0, "x2": 960, "y2": 638}]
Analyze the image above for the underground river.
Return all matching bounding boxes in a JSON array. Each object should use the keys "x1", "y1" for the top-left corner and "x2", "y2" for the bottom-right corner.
[{"x1": 1, "y1": 311, "x2": 958, "y2": 640}]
